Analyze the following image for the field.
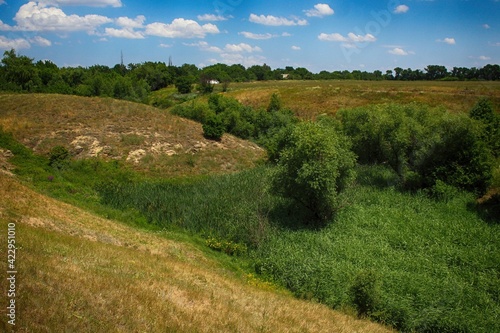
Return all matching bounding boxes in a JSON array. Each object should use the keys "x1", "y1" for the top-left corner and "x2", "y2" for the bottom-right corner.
[
  {"x1": 1, "y1": 80, "x2": 499, "y2": 332},
  {"x1": 225, "y1": 80, "x2": 500, "y2": 119}
]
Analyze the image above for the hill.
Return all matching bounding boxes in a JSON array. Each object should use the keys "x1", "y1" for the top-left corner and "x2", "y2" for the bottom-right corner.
[
  {"x1": 0, "y1": 172, "x2": 393, "y2": 333},
  {"x1": 0, "y1": 93, "x2": 265, "y2": 177}
]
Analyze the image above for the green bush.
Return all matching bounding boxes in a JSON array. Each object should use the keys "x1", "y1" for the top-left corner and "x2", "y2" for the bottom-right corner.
[
  {"x1": 202, "y1": 114, "x2": 225, "y2": 140},
  {"x1": 48, "y1": 146, "x2": 70, "y2": 170},
  {"x1": 270, "y1": 121, "x2": 356, "y2": 222},
  {"x1": 339, "y1": 103, "x2": 494, "y2": 194},
  {"x1": 351, "y1": 270, "x2": 380, "y2": 317}
]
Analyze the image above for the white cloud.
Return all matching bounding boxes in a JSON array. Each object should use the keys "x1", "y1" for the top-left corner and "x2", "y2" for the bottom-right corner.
[
  {"x1": 0, "y1": 36, "x2": 31, "y2": 50},
  {"x1": 394, "y1": 5, "x2": 409, "y2": 14},
  {"x1": 388, "y1": 47, "x2": 408, "y2": 55},
  {"x1": 13, "y1": 2, "x2": 112, "y2": 32},
  {"x1": 318, "y1": 32, "x2": 347, "y2": 42},
  {"x1": 116, "y1": 15, "x2": 145, "y2": 29},
  {"x1": 105, "y1": 27, "x2": 144, "y2": 39},
  {"x1": 304, "y1": 3, "x2": 334, "y2": 17},
  {"x1": 479, "y1": 55, "x2": 491, "y2": 60},
  {"x1": 291, "y1": 45, "x2": 301, "y2": 50},
  {"x1": 30, "y1": 35, "x2": 52, "y2": 46},
  {"x1": 219, "y1": 53, "x2": 266, "y2": 67},
  {"x1": 347, "y1": 32, "x2": 376, "y2": 42},
  {"x1": 105, "y1": 15, "x2": 146, "y2": 39},
  {"x1": 437, "y1": 37, "x2": 456, "y2": 45},
  {"x1": 197, "y1": 14, "x2": 228, "y2": 22},
  {"x1": 318, "y1": 32, "x2": 376, "y2": 43},
  {"x1": 0, "y1": 19, "x2": 13, "y2": 31},
  {"x1": 184, "y1": 41, "x2": 222, "y2": 53},
  {"x1": 224, "y1": 43, "x2": 261, "y2": 53},
  {"x1": 40, "y1": 0, "x2": 122, "y2": 7},
  {"x1": 483, "y1": 24, "x2": 490, "y2": 29},
  {"x1": 249, "y1": 14, "x2": 307, "y2": 26},
  {"x1": 0, "y1": 0, "x2": 6, "y2": 5},
  {"x1": 145, "y1": 18, "x2": 219, "y2": 38},
  {"x1": 239, "y1": 31, "x2": 274, "y2": 40},
  {"x1": 159, "y1": 43, "x2": 172, "y2": 48}
]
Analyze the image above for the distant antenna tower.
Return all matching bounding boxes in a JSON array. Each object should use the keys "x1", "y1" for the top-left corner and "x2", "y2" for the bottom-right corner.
[{"x1": 168, "y1": 55, "x2": 173, "y2": 67}]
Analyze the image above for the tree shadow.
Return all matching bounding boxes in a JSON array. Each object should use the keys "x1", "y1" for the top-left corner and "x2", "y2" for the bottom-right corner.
[
  {"x1": 355, "y1": 164, "x2": 400, "y2": 189},
  {"x1": 267, "y1": 198, "x2": 331, "y2": 231},
  {"x1": 467, "y1": 192, "x2": 500, "y2": 224}
]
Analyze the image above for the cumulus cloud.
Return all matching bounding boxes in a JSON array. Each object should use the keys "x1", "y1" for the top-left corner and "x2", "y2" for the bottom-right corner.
[
  {"x1": 479, "y1": 55, "x2": 491, "y2": 60},
  {"x1": 304, "y1": 3, "x2": 334, "y2": 17},
  {"x1": 40, "y1": 0, "x2": 122, "y2": 7},
  {"x1": 388, "y1": 47, "x2": 408, "y2": 55},
  {"x1": 291, "y1": 45, "x2": 301, "y2": 50},
  {"x1": 318, "y1": 32, "x2": 347, "y2": 42},
  {"x1": 394, "y1": 5, "x2": 409, "y2": 14},
  {"x1": 105, "y1": 27, "x2": 144, "y2": 39},
  {"x1": 116, "y1": 15, "x2": 145, "y2": 29},
  {"x1": 184, "y1": 41, "x2": 222, "y2": 53},
  {"x1": 318, "y1": 32, "x2": 376, "y2": 43},
  {"x1": 437, "y1": 37, "x2": 456, "y2": 45},
  {"x1": 30, "y1": 35, "x2": 52, "y2": 46},
  {"x1": 197, "y1": 14, "x2": 228, "y2": 21},
  {"x1": 145, "y1": 18, "x2": 219, "y2": 38},
  {"x1": 249, "y1": 14, "x2": 307, "y2": 26},
  {"x1": 482, "y1": 24, "x2": 490, "y2": 29},
  {"x1": 239, "y1": 31, "x2": 275, "y2": 40},
  {"x1": 0, "y1": 36, "x2": 31, "y2": 50},
  {"x1": 224, "y1": 43, "x2": 261, "y2": 53},
  {"x1": 13, "y1": 2, "x2": 112, "y2": 32}
]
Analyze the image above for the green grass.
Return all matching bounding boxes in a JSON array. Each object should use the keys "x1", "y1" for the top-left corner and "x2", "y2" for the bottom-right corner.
[{"x1": 96, "y1": 164, "x2": 500, "y2": 332}]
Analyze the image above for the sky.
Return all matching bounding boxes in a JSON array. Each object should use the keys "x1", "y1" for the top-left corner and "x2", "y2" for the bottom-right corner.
[{"x1": 0, "y1": 0, "x2": 498, "y2": 72}]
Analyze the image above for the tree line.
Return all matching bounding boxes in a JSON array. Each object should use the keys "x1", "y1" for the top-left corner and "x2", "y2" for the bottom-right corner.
[{"x1": 1, "y1": 49, "x2": 499, "y2": 101}]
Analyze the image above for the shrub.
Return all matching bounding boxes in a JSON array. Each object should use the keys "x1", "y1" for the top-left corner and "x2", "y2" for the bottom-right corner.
[
  {"x1": 49, "y1": 146, "x2": 70, "y2": 169},
  {"x1": 270, "y1": 121, "x2": 356, "y2": 223},
  {"x1": 267, "y1": 92, "x2": 282, "y2": 112},
  {"x1": 351, "y1": 270, "x2": 380, "y2": 317},
  {"x1": 175, "y1": 76, "x2": 193, "y2": 94},
  {"x1": 202, "y1": 114, "x2": 225, "y2": 141},
  {"x1": 339, "y1": 103, "x2": 494, "y2": 194}
]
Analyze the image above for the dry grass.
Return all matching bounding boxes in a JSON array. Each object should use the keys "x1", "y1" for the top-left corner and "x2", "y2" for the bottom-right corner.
[
  {"x1": 226, "y1": 80, "x2": 500, "y2": 119},
  {"x1": 0, "y1": 173, "x2": 394, "y2": 332},
  {"x1": 0, "y1": 93, "x2": 265, "y2": 177}
]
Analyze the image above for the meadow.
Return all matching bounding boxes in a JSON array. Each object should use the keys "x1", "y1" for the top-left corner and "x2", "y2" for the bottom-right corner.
[{"x1": 1, "y1": 80, "x2": 500, "y2": 332}]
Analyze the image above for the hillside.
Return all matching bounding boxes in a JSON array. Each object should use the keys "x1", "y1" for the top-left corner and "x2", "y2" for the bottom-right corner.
[
  {"x1": 0, "y1": 93, "x2": 265, "y2": 177},
  {"x1": 0, "y1": 171, "x2": 393, "y2": 333}
]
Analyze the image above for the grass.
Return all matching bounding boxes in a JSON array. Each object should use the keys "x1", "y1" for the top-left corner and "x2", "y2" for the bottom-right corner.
[
  {"x1": 2, "y1": 88, "x2": 499, "y2": 332},
  {"x1": 96, "y1": 164, "x2": 500, "y2": 332},
  {"x1": 224, "y1": 80, "x2": 500, "y2": 119},
  {"x1": 0, "y1": 172, "x2": 393, "y2": 333},
  {"x1": 0, "y1": 93, "x2": 265, "y2": 178}
]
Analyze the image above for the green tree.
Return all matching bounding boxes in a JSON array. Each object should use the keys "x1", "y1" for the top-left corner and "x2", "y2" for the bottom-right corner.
[
  {"x1": 202, "y1": 114, "x2": 225, "y2": 140},
  {"x1": 175, "y1": 76, "x2": 193, "y2": 94},
  {"x1": 270, "y1": 121, "x2": 356, "y2": 222},
  {"x1": 267, "y1": 92, "x2": 282, "y2": 112},
  {"x1": 1, "y1": 49, "x2": 41, "y2": 91}
]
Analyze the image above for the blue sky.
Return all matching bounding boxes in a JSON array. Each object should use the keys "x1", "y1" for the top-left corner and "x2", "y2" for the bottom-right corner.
[{"x1": 0, "y1": 0, "x2": 498, "y2": 72}]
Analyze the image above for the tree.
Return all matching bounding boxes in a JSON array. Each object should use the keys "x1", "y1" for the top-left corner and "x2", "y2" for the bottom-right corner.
[
  {"x1": 1, "y1": 49, "x2": 40, "y2": 91},
  {"x1": 175, "y1": 76, "x2": 193, "y2": 94},
  {"x1": 270, "y1": 121, "x2": 356, "y2": 222},
  {"x1": 267, "y1": 92, "x2": 282, "y2": 112},
  {"x1": 202, "y1": 114, "x2": 225, "y2": 140}
]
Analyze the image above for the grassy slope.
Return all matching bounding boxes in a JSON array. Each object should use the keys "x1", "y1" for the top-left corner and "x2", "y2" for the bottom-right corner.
[
  {"x1": 225, "y1": 80, "x2": 500, "y2": 119},
  {"x1": 0, "y1": 93, "x2": 265, "y2": 178},
  {"x1": 0, "y1": 173, "x2": 393, "y2": 333}
]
